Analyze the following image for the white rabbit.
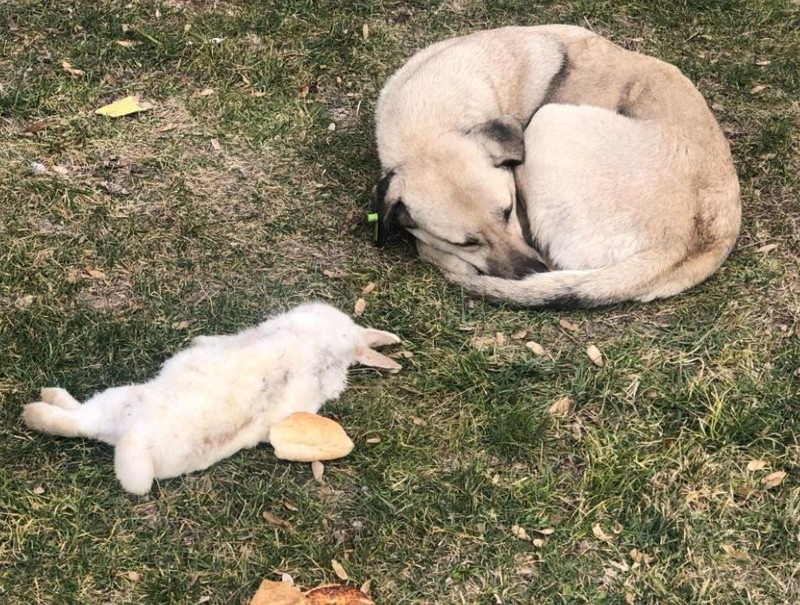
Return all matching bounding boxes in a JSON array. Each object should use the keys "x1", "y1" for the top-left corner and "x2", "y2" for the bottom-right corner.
[{"x1": 22, "y1": 303, "x2": 401, "y2": 495}]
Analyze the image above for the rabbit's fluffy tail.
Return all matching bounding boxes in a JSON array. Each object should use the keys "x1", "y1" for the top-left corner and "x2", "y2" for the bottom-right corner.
[{"x1": 114, "y1": 432, "x2": 155, "y2": 495}]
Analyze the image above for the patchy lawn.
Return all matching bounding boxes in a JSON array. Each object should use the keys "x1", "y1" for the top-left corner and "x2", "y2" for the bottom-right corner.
[{"x1": 1, "y1": 1, "x2": 798, "y2": 603}]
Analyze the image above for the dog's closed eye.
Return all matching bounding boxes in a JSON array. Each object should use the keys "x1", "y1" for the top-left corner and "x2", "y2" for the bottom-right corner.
[{"x1": 455, "y1": 236, "x2": 481, "y2": 247}]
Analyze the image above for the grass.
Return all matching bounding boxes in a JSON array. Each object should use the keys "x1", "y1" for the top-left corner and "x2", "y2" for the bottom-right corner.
[{"x1": 1, "y1": 0, "x2": 798, "y2": 603}]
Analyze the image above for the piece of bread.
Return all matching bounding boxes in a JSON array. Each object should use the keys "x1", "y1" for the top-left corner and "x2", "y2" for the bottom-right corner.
[{"x1": 270, "y1": 412, "x2": 354, "y2": 462}]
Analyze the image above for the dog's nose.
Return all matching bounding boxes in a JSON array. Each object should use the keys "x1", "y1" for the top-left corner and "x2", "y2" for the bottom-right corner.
[{"x1": 487, "y1": 248, "x2": 548, "y2": 279}]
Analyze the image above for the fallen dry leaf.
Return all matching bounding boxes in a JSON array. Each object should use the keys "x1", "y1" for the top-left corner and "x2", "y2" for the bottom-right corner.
[
  {"x1": 250, "y1": 579, "x2": 306, "y2": 605},
  {"x1": 735, "y1": 485, "x2": 755, "y2": 498},
  {"x1": 15, "y1": 295, "x2": 34, "y2": 309},
  {"x1": 362, "y1": 23, "x2": 369, "y2": 40},
  {"x1": 548, "y1": 395, "x2": 573, "y2": 417},
  {"x1": 354, "y1": 298, "x2": 366, "y2": 316},
  {"x1": 116, "y1": 40, "x2": 136, "y2": 47},
  {"x1": 411, "y1": 416, "x2": 427, "y2": 426},
  {"x1": 629, "y1": 548, "x2": 655, "y2": 566},
  {"x1": 85, "y1": 268, "x2": 107, "y2": 280},
  {"x1": 361, "y1": 282, "x2": 376, "y2": 295},
  {"x1": 282, "y1": 500, "x2": 299, "y2": 512},
  {"x1": 156, "y1": 123, "x2": 177, "y2": 133},
  {"x1": 311, "y1": 460, "x2": 325, "y2": 482},
  {"x1": 534, "y1": 528, "x2": 555, "y2": 535},
  {"x1": 494, "y1": 332, "x2": 506, "y2": 347},
  {"x1": 359, "y1": 579, "x2": 372, "y2": 595},
  {"x1": 559, "y1": 318, "x2": 580, "y2": 331},
  {"x1": 592, "y1": 524, "x2": 613, "y2": 542},
  {"x1": 746, "y1": 459, "x2": 768, "y2": 471},
  {"x1": 210, "y1": 138, "x2": 221, "y2": 151},
  {"x1": 756, "y1": 243, "x2": 778, "y2": 254},
  {"x1": 195, "y1": 88, "x2": 215, "y2": 97},
  {"x1": 511, "y1": 525, "x2": 530, "y2": 540},
  {"x1": 762, "y1": 470, "x2": 787, "y2": 489},
  {"x1": 721, "y1": 543, "x2": 751, "y2": 561},
  {"x1": 32, "y1": 485, "x2": 45, "y2": 495},
  {"x1": 625, "y1": 593, "x2": 635, "y2": 604},
  {"x1": 197, "y1": 596, "x2": 211, "y2": 604},
  {"x1": 755, "y1": 59, "x2": 771, "y2": 66},
  {"x1": 749, "y1": 84, "x2": 768, "y2": 94},
  {"x1": 66, "y1": 269, "x2": 82, "y2": 283},
  {"x1": 262, "y1": 511, "x2": 292, "y2": 529},
  {"x1": 366, "y1": 437, "x2": 381, "y2": 444},
  {"x1": 525, "y1": 341, "x2": 546, "y2": 356},
  {"x1": 62, "y1": 60, "x2": 84, "y2": 77},
  {"x1": 608, "y1": 560, "x2": 629, "y2": 572},
  {"x1": 22, "y1": 120, "x2": 48, "y2": 134},
  {"x1": 126, "y1": 571, "x2": 141, "y2": 582},
  {"x1": 532, "y1": 538, "x2": 544, "y2": 548},
  {"x1": 389, "y1": 350, "x2": 413, "y2": 359},
  {"x1": 511, "y1": 329, "x2": 528, "y2": 340},
  {"x1": 586, "y1": 344, "x2": 604, "y2": 367},
  {"x1": 305, "y1": 584, "x2": 374, "y2": 605},
  {"x1": 281, "y1": 573, "x2": 294, "y2": 586},
  {"x1": 471, "y1": 335, "x2": 496, "y2": 349},
  {"x1": 331, "y1": 559, "x2": 349, "y2": 581},
  {"x1": 95, "y1": 95, "x2": 153, "y2": 117}
]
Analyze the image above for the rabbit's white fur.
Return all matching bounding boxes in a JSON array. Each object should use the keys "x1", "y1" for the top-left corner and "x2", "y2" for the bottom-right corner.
[{"x1": 22, "y1": 303, "x2": 400, "y2": 495}]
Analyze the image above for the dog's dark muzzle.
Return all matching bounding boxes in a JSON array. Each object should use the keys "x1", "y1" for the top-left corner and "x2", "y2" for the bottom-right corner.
[{"x1": 485, "y1": 246, "x2": 548, "y2": 279}]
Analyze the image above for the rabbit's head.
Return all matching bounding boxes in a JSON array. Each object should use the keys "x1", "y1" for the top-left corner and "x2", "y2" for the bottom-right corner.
[{"x1": 286, "y1": 303, "x2": 402, "y2": 372}]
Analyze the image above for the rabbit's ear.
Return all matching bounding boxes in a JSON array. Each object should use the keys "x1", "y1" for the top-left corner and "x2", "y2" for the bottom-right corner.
[
  {"x1": 354, "y1": 346, "x2": 402, "y2": 373},
  {"x1": 362, "y1": 328, "x2": 401, "y2": 348}
]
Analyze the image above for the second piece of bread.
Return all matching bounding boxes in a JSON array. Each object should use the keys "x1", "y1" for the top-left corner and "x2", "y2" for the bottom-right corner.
[{"x1": 269, "y1": 412, "x2": 354, "y2": 461}]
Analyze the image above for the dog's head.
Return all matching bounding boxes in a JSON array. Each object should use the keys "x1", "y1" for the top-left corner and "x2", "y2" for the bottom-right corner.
[{"x1": 372, "y1": 115, "x2": 543, "y2": 279}]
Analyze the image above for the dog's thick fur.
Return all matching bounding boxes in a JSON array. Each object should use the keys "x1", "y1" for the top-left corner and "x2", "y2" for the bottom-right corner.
[
  {"x1": 22, "y1": 304, "x2": 400, "y2": 495},
  {"x1": 373, "y1": 25, "x2": 741, "y2": 307}
]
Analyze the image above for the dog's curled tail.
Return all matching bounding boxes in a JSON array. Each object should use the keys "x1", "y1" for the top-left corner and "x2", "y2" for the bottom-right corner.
[{"x1": 448, "y1": 241, "x2": 736, "y2": 308}]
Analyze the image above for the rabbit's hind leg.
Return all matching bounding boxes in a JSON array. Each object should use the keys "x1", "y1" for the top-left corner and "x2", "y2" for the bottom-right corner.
[
  {"x1": 114, "y1": 432, "x2": 155, "y2": 496},
  {"x1": 40, "y1": 387, "x2": 82, "y2": 410},
  {"x1": 22, "y1": 401, "x2": 82, "y2": 437}
]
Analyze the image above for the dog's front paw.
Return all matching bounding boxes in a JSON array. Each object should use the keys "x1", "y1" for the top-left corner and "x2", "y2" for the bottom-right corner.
[{"x1": 416, "y1": 240, "x2": 478, "y2": 276}]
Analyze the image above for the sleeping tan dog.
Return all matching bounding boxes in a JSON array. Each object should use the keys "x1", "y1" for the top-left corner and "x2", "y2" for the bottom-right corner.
[{"x1": 372, "y1": 25, "x2": 741, "y2": 307}]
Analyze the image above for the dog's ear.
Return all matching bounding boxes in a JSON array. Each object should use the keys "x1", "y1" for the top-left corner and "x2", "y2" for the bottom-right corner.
[
  {"x1": 370, "y1": 171, "x2": 417, "y2": 247},
  {"x1": 470, "y1": 115, "x2": 525, "y2": 167}
]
